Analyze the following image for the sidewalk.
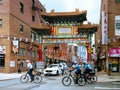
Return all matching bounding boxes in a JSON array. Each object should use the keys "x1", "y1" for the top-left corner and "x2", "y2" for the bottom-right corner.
[
  {"x1": 0, "y1": 71, "x2": 120, "y2": 82},
  {"x1": 0, "y1": 72, "x2": 24, "y2": 81},
  {"x1": 96, "y1": 71, "x2": 120, "y2": 82}
]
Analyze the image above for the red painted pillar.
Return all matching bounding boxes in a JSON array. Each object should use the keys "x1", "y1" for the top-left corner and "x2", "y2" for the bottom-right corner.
[
  {"x1": 38, "y1": 44, "x2": 43, "y2": 61},
  {"x1": 86, "y1": 42, "x2": 91, "y2": 62}
]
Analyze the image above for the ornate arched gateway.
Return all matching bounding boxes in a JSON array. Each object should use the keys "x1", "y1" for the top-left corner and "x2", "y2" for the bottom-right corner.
[{"x1": 33, "y1": 9, "x2": 98, "y2": 66}]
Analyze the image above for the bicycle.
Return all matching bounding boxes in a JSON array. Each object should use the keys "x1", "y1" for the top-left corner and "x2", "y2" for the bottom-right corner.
[
  {"x1": 77, "y1": 72, "x2": 93, "y2": 85},
  {"x1": 20, "y1": 70, "x2": 42, "y2": 83},
  {"x1": 87, "y1": 71, "x2": 97, "y2": 83},
  {"x1": 79, "y1": 71, "x2": 97, "y2": 84},
  {"x1": 62, "y1": 70, "x2": 86, "y2": 86}
]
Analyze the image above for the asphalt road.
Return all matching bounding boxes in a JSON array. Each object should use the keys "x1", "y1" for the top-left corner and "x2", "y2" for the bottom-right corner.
[{"x1": 0, "y1": 75, "x2": 120, "y2": 90}]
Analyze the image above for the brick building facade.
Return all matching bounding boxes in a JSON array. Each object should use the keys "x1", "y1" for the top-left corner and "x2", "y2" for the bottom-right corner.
[
  {"x1": 0, "y1": 0, "x2": 45, "y2": 73},
  {"x1": 96, "y1": 0, "x2": 120, "y2": 74},
  {"x1": 0, "y1": 0, "x2": 98, "y2": 73}
]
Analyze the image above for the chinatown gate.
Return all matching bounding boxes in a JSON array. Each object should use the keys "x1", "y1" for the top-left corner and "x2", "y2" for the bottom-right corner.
[{"x1": 33, "y1": 9, "x2": 98, "y2": 67}]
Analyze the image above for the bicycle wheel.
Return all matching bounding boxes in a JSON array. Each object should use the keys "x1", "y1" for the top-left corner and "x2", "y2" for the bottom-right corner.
[
  {"x1": 20, "y1": 74, "x2": 29, "y2": 83},
  {"x1": 86, "y1": 75, "x2": 93, "y2": 84},
  {"x1": 94, "y1": 75, "x2": 97, "y2": 82},
  {"x1": 62, "y1": 76, "x2": 72, "y2": 86},
  {"x1": 90, "y1": 75, "x2": 97, "y2": 83},
  {"x1": 34, "y1": 75, "x2": 42, "y2": 83},
  {"x1": 78, "y1": 77, "x2": 86, "y2": 86}
]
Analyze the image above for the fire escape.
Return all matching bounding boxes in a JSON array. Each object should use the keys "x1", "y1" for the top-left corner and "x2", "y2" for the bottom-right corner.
[{"x1": 31, "y1": 0, "x2": 51, "y2": 35}]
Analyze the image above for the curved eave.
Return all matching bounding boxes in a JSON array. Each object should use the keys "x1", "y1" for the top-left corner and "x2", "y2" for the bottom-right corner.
[
  {"x1": 41, "y1": 10, "x2": 87, "y2": 23},
  {"x1": 31, "y1": 24, "x2": 50, "y2": 35},
  {"x1": 78, "y1": 23, "x2": 98, "y2": 34},
  {"x1": 41, "y1": 10, "x2": 87, "y2": 16}
]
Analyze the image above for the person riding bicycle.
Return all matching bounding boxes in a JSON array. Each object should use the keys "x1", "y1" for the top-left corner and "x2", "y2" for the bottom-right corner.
[
  {"x1": 26, "y1": 60, "x2": 34, "y2": 82},
  {"x1": 83, "y1": 61, "x2": 92, "y2": 77},
  {"x1": 69, "y1": 60, "x2": 82, "y2": 84}
]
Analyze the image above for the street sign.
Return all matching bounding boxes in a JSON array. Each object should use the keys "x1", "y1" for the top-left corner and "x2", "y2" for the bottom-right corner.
[{"x1": 36, "y1": 61, "x2": 45, "y2": 69}]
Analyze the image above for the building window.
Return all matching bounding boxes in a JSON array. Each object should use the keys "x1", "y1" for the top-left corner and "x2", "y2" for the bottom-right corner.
[
  {"x1": 28, "y1": 49, "x2": 30, "y2": 56},
  {"x1": 31, "y1": 31, "x2": 36, "y2": 41},
  {"x1": 0, "y1": 0, "x2": 2, "y2": 3},
  {"x1": 0, "y1": 54, "x2": 5, "y2": 67},
  {"x1": 19, "y1": 48, "x2": 25, "y2": 56},
  {"x1": 41, "y1": 9, "x2": 43, "y2": 12},
  {"x1": 20, "y1": 2, "x2": 24, "y2": 13},
  {"x1": 115, "y1": 15, "x2": 120, "y2": 36},
  {"x1": 116, "y1": 0, "x2": 120, "y2": 2},
  {"x1": 116, "y1": 20, "x2": 120, "y2": 29},
  {"x1": 32, "y1": 0, "x2": 35, "y2": 8},
  {"x1": 32, "y1": 51, "x2": 35, "y2": 57},
  {"x1": 27, "y1": 50, "x2": 35, "y2": 57},
  {"x1": 20, "y1": 25, "x2": 23, "y2": 33},
  {"x1": 32, "y1": 15, "x2": 35, "y2": 22},
  {"x1": 0, "y1": 19, "x2": 2, "y2": 28}
]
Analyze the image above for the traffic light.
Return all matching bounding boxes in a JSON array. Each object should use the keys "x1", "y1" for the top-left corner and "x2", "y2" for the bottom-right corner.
[{"x1": 91, "y1": 48, "x2": 93, "y2": 53}]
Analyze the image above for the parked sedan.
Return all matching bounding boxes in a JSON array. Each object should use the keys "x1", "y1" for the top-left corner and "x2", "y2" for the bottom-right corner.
[{"x1": 44, "y1": 64, "x2": 62, "y2": 76}]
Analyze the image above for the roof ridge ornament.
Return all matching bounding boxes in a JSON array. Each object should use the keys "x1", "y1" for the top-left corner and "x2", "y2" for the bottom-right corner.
[
  {"x1": 51, "y1": 9, "x2": 55, "y2": 13},
  {"x1": 87, "y1": 22, "x2": 92, "y2": 25},
  {"x1": 75, "y1": 8, "x2": 79, "y2": 12}
]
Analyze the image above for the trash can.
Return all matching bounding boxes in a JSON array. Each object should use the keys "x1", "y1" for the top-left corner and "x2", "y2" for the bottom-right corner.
[
  {"x1": 108, "y1": 63, "x2": 112, "y2": 70},
  {"x1": 97, "y1": 66, "x2": 101, "y2": 72},
  {"x1": 108, "y1": 63, "x2": 112, "y2": 75}
]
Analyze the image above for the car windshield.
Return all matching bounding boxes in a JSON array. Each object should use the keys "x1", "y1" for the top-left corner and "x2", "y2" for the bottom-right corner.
[{"x1": 48, "y1": 64, "x2": 58, "y2": 68}]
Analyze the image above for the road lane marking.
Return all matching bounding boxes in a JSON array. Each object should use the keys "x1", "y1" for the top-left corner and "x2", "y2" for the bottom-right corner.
[{"x1": 94, "y1": 87, "x2": 120, "y2": 90}]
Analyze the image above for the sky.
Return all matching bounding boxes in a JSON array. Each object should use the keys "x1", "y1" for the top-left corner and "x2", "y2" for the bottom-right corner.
[{"x1": 39, "y1": 0, "x2": 101, "y2": 24}]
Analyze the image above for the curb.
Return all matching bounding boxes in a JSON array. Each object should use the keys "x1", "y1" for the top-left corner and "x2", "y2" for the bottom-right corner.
[
  {"x1": 0, "y1": 78, "x2": 18, "y2": 81},
  {"x1": 113, "y1": 81, "x2": 120, "y2": 85}
]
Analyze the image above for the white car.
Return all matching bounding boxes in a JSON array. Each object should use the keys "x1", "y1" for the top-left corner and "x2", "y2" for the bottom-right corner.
[{"x1": 44, "y1": 64, "x2": 62, "y2": 76}]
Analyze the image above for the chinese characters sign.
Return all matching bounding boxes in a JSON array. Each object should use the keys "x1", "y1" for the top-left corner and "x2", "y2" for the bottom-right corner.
[
  {"x1": 58, "y1": 27, "x2": 72, "y2": 35},
  {"x1": 102, "y1": 11, "x2": 108, "y2": 44},
  {"x1": 109, "y1": 48, "x2": 120, "y2": 57}
]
